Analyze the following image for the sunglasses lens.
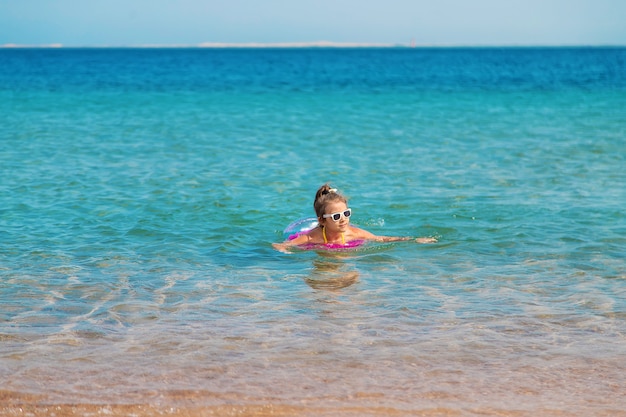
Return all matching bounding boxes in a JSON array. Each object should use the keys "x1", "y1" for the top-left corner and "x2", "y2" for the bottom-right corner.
[
  {"x1": 332, "y1": 213, "x2": 341, "y2": 221},
  {"x1": 343, "y1": 210, "x2": 351, "y2": 218}
]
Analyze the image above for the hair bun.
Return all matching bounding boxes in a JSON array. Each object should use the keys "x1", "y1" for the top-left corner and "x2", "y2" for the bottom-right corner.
[{"x1": 314, "y1": 185, "x2": 347, "y2": 218}]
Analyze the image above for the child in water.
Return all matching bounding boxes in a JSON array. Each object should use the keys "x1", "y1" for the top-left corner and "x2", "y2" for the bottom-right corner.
[{"x1": 272, "y1": 184, "x2": 437, "y2": 253}]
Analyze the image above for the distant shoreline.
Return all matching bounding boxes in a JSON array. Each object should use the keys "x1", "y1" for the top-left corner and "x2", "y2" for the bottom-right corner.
[
  {"x1": 2, "y1": 42, "x2": 398, "y2": 49},
  {"x1": 2, "y1": 42, "x2": 625, "y2": 49}
]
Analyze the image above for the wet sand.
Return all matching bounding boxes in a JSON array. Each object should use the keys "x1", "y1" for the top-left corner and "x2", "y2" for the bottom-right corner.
[
  {"x1": 3, "y1": 403, "x2": 626, "y2": 417},
  {"x1": 0, "y1": 391, "x2": 450, "y2": 417},
  {"x1": 3, "y1": 390, "x2": 626, "y2": 417},
  {"x1": 0, "y1": 390, "x2": 430, "y2": 417}
]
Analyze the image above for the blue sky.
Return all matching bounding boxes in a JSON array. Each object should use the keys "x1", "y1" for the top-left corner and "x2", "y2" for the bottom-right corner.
[{"x1": 1, "y1": 0, "x2": 625, "y2": 46}]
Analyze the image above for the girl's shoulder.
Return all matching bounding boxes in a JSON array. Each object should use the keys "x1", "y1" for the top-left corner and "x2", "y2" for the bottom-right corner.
[
  {"x1": 290, "y1": 226, "x2": 324, "y2": 245},
  {"x1": 307, "y1": 226, "x2": 324, "y2": 240}
]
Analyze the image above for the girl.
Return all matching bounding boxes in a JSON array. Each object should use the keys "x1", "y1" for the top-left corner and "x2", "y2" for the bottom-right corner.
[{"x1": 272, "y1": 184, "x2": 437, "y2": 253}]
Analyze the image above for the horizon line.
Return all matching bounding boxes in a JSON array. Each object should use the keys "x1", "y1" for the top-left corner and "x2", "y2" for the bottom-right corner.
[{"x1": 2, "y1": 41, "x2": 625, "y2": 49}]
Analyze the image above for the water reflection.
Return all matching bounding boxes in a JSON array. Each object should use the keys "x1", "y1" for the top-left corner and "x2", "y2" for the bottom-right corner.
[{"x1": 303, "y1": 257, "x2": 360, "y2": 291}]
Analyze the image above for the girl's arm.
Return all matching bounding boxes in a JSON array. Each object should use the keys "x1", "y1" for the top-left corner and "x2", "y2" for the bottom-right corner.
[
  {"x1": 352, "y1": 227, "x2": 437, "y2": 243},
  {"x1": 272, "y1": 232, "x2": 313, "y2": 253},
  {"x1": 272, "y1": 242, "x2": 294, "y2": 253}
]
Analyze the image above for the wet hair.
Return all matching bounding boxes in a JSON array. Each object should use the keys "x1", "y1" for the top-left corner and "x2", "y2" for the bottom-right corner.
[{"x1": 313, "y1": 184, "x2": 347, "y2": 219}]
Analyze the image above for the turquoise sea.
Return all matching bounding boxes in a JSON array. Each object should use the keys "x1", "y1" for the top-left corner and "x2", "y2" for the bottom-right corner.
[{"x1": 1, "y1": 47, "x2": 625, "y2": 416}]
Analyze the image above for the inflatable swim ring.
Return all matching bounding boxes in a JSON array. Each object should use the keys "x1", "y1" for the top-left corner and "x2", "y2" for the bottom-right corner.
[
  {"x1": 283, "y1": 217, "x2": 319, "y2": 241},
  {"x1": 283, "y1": 217, "x2": 365, "y2": 250}
]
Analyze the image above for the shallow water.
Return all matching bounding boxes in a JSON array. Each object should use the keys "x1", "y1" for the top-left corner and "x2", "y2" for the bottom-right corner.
[{"x1": 1, "y1": 47, "x2": 625, "y2": 415}]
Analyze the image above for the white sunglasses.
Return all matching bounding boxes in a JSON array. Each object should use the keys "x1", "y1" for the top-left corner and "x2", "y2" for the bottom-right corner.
[{"x1": 322, "y1": 208, "x2": 352, "y2": 222}]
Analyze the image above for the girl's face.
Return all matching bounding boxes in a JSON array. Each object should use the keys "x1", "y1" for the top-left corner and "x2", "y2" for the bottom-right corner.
[{"x1": 320, "y1": 201, "x2": 350, "y2": 233}]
